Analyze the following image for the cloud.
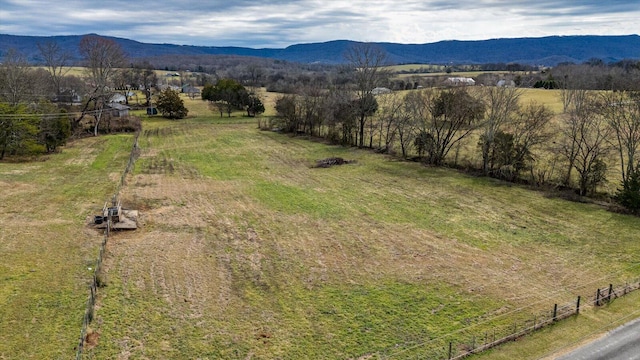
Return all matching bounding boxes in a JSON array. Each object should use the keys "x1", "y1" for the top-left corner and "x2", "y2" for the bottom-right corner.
[{"x1": 0, "y1": 0, "x2": 638, "y2": 47}]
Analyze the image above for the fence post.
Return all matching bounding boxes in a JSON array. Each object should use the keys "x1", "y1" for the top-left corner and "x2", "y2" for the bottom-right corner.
[
  {"x1": 448, "y1": 341, "x2": 453, "y2": 359},
  {"x1": 76, "y1": 131, "x2": 140, "y2": 360},
  {"x1": 553, "y1": 304, "x2": 558, "y2": 322},
  {"x1": 608, "y1": 283, "x2": 614, "y2": 302},
  {"x1": 596, "y1": 288, "x2": 601, "y2": 306},
  {"x1": 576, "y1": 296, "x2": 581, "y2": 314}
]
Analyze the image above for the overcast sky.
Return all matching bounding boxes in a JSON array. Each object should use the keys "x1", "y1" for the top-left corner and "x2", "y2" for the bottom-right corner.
[{"x1": 1, "y1": 0, "x2": 638, "y2": 48}]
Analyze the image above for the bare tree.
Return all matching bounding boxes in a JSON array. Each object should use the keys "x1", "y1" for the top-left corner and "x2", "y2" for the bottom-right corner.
[
  {"x1": 559, "y1": 94, "x2": 613, "y2": 195},
  {"x1": 557, "y1": 89, "x2": 589, "y2": 186},
  {"x1": 602, "y1": 91, "x2": 640, "y2": 185},
  {"x1": 480, "y1": 86, "x2": 522, "y2": 174},
  {"x1": 511, "y1": 101, "x2": 555, "y2": 180},
  {"x1": 0, "y1": 49, "x2": 36, "y2": 106},
  {"x1": 403, "y1": 90, "x2": 432, "y2": 159},
  {"x1": 323, "y1": 87, "x2": 355, "y2": 144},
  {"x1": 421, "y1": 88, "x2": 485, "y2": 165},
  {"x1": 37, "y1": 41, "x2": 72, "y2": 99},
  {"x1": 345, "y1": 43, "x2": 389, "y2": 147},
  {"x1": 130, "y1": 61, "x2": 158, "y2": 107},
  {"x1": 298, "y1": 85, "x2": 326, "y2": 137},
  {"x1": 246, "y1": 63, "x2": 265, "y2": 87},
  {"x1": 373, "y1": 92, "x2": 404, "y2": 152},
  {"x1": 396, "y1": 92, "x2": 423, "y2": 158},
  {"x1": 77, "y1": 35, "x2": 127, "y2": 136}
]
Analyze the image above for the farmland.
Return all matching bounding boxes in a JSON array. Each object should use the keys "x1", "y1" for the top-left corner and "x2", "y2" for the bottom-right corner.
[
  {"x1": 2, "y1": 91, "x2": 640, "y2": 359},
  {"x1": 94, "y1": 94, "x2": 639, "y2": 358},
  {"x1": 0, "y1": 134, "x2": 135, "y2": 358}
]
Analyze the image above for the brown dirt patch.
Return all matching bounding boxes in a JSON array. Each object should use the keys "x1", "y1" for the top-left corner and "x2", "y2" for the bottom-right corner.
[{"x1": 85, "y1": 330, "x2": 100, "y2": 349}]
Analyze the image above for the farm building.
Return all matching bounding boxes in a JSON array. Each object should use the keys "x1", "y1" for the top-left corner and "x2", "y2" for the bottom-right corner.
[
  {"x1": 444, "y1": 77, "x2": 476, "y2": 86},
  {"x1": 157, "y1": 84, "x2": 181, "y2": 92},
  {"x1": 109, "y1": 93, "x2": 127, "y2": 103},
  {"x1": 53, "y1": 89, "x2": 81, "y2": 104},
  {"x1": 371, "y1": 87, "x2": 392, "y2": 95},
  {"x1": 182, "y1": 86, "x2": 201, "y2": 96},
  {"x1": 107, "y1": 103, "x2": 130, "y2": 117},
  {"x1": 497, "y1": 79, "x2": 516, "y2": 87}
]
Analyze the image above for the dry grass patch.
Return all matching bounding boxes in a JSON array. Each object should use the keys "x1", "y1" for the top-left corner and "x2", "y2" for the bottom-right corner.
[
  {"x1": 0, "y1": 134, "x2": 136, "y2": 359},
  {"x1": 83, "y1": 117, "x2": 640, "y2": 359}
]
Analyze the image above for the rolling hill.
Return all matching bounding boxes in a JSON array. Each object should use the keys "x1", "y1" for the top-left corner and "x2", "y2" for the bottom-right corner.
[{"x1": 1, "y1": 33, "x2": 639, "y2": 66}]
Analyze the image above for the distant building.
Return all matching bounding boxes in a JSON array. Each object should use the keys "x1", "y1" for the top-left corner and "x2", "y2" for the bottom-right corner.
[
  {"x1": 371, "y1": 87, "x2": 392, "y2": 95},
  {"x1": 53, "y1": 89, "x2": 81, "y2": 104},
  {"x1": 107, "y1": 103, "x2": 130, "y2": 117},
  {"x1": 182, "y1": 85, "x2": 201, "y2": 96},
  {"x1": 109, "y1": 93, "x2": 127, "y2": 103},
  {"x1": 158, "y1": 84, "x2": 181, "y2": 92},
  {"x1": 497, "y1": 79, "x2": 516, "y2": 88},
  {"x1": 444, "y1": 77, "x2": 476, "y2": 86}
]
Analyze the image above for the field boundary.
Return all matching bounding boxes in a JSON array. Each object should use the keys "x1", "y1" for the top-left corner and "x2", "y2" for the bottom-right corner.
[
  {"x1": 75, "y1": 131, "x2": 140, "y2": 360},
  {"x1": 381, "y1": 276, "x2": 640, "y2": 359},
  {"x1": 448, "y1": 279, "x2": 640, "y2": 360}
]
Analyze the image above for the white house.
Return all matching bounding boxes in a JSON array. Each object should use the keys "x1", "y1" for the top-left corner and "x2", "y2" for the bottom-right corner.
[
  {"x1": 109, "y1": 93, "x2": 127, "y2": 103},
  {"x1": 497, "y1": 79, "x2": 516, "y2": 88},
  {"x1": 371, "y1": 87, "x2": 392, "y2": 95},
  {"x1": 444, "y1": 77, "x2": 476, "y2": 86}
]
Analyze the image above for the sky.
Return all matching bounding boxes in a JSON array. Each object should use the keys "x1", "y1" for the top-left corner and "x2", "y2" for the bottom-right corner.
[{"x1": 0, "y1": 0, "x2": 638, "y2": 48}]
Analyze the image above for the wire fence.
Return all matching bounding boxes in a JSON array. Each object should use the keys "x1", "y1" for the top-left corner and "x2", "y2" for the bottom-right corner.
[
  {"x1": 70, "y1": 129, "x2": 639, "y2": 359},
  {"x1": 75, "y1": 131, "x2": 140, "y2": 360},
  {"x1": 380, "y1": 276, "x2": 640, "y2": 359}
]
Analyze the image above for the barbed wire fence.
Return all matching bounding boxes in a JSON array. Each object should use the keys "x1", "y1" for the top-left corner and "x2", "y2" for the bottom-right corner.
[
  {"x1": 75, "y1": 130, "x2": 140, "y2": 360},
  {"x1": 68, "y1": 128, "x2": 639, "y2": 360},
  {"x1": 377, "y1": 276, "x2": 640, "y2": 359}
]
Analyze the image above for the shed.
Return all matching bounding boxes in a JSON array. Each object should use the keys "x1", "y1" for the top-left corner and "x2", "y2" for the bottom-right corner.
[{"x1": 107, "y1": 103, "x2": 130, "y2": 117}]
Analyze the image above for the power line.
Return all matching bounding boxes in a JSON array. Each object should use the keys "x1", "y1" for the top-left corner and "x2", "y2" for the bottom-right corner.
[{"x1": 0, "y1": 109, "x2": 108, "y2": 120}]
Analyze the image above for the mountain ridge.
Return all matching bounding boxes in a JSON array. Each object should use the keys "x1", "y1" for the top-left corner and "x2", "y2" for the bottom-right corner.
[{"x1": 1, "y1": 33, "x2": 638, "y2": 66}]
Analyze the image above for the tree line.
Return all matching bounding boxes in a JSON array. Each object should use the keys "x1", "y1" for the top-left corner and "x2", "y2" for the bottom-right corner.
[
  {"x1": 269, "y1": 45, "x2": 640, "y2": 213},
  {"x1": 0, "y1": 35, "x2": 195, "y2": 159},
  {"x1": 2, "y1": 37, "x2": 639, "y2": 213}
]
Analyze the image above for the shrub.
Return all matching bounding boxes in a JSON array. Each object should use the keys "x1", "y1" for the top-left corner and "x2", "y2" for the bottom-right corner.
[
  {"x1": 616, "y1": 166, "x2": 640, "y2": 213},
  {"x1": 156, "y1": 89, "x2": 188, "y2": 119}
]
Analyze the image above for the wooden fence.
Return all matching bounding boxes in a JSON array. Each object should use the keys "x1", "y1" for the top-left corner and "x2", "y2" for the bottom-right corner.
[
  {"x1": 72, "y1": 129, "x2": 638, "y2": 360},
  {"x1": 75, "y1": 131, "x2": 140, "y2": 360},
  {"x1": 380, "y1": 277, "x2": 640, "y2": 359}
]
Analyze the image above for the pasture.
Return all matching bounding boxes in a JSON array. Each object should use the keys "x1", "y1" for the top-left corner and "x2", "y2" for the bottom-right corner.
[
  {"x1": 2, "y1": 88, "x2": 639, "y2": 359},
  {"x1": 84, "y1": 99, "x2": 639, "y2": 358},
  {"x1": 0, "y1": 134, "x2": 135, "y2": 358}
]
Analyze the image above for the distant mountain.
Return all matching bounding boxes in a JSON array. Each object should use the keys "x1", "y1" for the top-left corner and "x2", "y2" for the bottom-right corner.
[{"x1": 1, "y1": 33, "x2": 639, "y2": 66}]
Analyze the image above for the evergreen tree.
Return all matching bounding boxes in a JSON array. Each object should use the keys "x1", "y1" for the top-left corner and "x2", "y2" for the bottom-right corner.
[
  {"x1": 617, "y1": 164, "x2": 640, "y2": 213},
  {"x1": 156, "y1": 88, "x2": 188, "y2": 119}
]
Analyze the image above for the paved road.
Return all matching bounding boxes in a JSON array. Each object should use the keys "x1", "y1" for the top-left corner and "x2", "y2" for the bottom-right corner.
[{"x1": 556, "y1": 317, "x2": 640, "y2": 360}]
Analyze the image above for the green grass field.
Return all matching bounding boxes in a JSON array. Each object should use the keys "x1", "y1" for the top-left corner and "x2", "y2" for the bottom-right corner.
[
  {"x1": 80, "y1": 109, "x2": 640, "y2": 358},
  {"x1": 2, "y1": 89, "x2": 639, "y2": 359},
  {"x1": 0, "y1": 134, "x2": 136, "y2": 358},
  {"x1": 475, "y1": 290, "x2": 640, "y2": 360}
]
